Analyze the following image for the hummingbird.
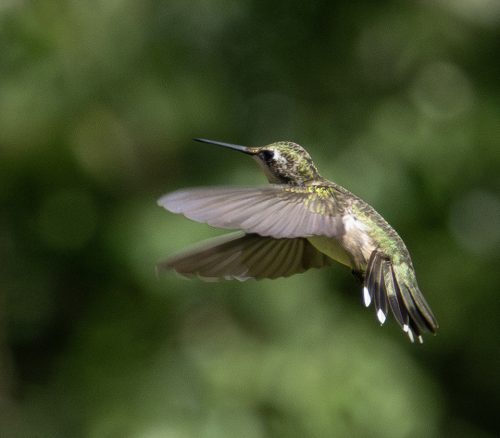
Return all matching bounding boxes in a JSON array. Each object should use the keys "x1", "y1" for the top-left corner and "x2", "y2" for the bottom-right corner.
[{"x1": 158, "y1": 139, "x2": 438, "y2": 343}]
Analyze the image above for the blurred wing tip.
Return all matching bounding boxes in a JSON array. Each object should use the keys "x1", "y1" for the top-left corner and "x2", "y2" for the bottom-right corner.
[
  {"x1": 155, "y1": 261, "x2": 186, "y2": 278},
  {"x1": 157, "y1": 193, "x2": 174, "y2": 209},
  {"x1": 155, "y1": 261, "x2": 167, "y2": 274},
  {"x1": 157, "y1": 196, "x2": 165, "y2": 207},
  {"x1": 158, "y1": 265, "x2": 225, "y2": 282}
]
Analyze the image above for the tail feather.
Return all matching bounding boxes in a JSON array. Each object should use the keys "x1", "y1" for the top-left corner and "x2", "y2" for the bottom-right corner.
[
  {"x1": 397, "y1": 282, "x2": 433, "y2": 334},
  {"x1": 406, "y1": 282, "x2": 438, "y2": 333},
  {"x1": 364, "y1": 251, "x2": 380, "y2": 309},
  {"x1": 384, "y1": 261, "x2": 406, "y2": 329},
  {"x1": 375, "y1": 260, "x2": 388, "y2": 324},
  {"x1": 363, "y1": 250, "x2": 438, "y2": 342}
]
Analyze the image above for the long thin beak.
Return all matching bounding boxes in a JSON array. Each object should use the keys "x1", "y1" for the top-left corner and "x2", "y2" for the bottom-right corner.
[{"x1": 193, "y1": 138, "x2": 254, "y2": 154}]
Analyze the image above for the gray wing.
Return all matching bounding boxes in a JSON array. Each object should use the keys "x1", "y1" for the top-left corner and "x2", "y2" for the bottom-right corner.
[
  {"x1": 158, "y1": 232, "x2": 334, "y2": 280},
  {"x1": 158, "y1": 185, "x2": 343, "y2": 238}
]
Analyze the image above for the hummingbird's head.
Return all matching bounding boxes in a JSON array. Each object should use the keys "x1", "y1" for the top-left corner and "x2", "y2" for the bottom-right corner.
[
  {"x1": 194, "y1": 139, "x2": 321, "y2": 185},
  {"x1": 250, "y1": 141, "x2": 322, "y2": 185}
]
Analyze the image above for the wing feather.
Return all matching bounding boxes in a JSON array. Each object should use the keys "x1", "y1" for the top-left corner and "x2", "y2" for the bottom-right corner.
[
  {"x1": 158, "y1": 186, "x2": 343, "y2": 239},
  {"x1": 158, "y1": 232, "x2": 333, "y2": 280}
]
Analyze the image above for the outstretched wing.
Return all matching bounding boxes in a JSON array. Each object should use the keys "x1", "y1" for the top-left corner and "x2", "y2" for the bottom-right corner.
[
  {"x1": 158, "y1": 185, "x2": 344, "y2": 239},
  {"x1": 363, "y1": 250, "x2": 438, "y2": 343},
  {"x1": 158, "y1": 232, "x2": 334, "y2": 280}
]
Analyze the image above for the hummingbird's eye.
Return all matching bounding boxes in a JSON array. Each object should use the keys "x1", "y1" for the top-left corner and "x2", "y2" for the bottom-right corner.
[{"x1": 261, "y1": 150, "x2": 275, "y2": 161}]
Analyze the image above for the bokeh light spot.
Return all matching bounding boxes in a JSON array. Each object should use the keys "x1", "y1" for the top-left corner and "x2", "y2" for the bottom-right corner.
[
  {"x1": 72, "y1": 108, "x2": 138, "y2": 188},
  {"x1": 410, "y1": 62, "x2": 474, "y2": 120},
  {"x1": 436, "y1": 0, "x2": 500, "y2": 27},
  {"x1": 449, "y1": 189, "x2": 500, "y2": 255}
]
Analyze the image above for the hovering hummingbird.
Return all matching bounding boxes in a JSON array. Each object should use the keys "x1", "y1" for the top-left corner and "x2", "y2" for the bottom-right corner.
[{"x1": 158, "y1": 139, "x2": 438, "y2": 343}]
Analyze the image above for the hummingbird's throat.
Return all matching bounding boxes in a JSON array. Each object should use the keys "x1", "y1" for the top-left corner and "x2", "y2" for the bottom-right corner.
[
  {"x1": 253, "y1": 156, "x2": 287, "y2": 184},
  {"x1": 253, "y1": 154, "x2": 321, "y2": 185}
]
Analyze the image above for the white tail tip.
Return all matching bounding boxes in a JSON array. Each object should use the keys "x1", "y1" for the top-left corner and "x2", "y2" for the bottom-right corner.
[
  {"x1": 407, "y1": 329, "x2": 415, "y2": 343},
  {"x1": 377, "y1": 309, "x2": 386, "y2": 325},
  {"x1": 363, "y1": 286, "x2": 371, "y2": 307}
]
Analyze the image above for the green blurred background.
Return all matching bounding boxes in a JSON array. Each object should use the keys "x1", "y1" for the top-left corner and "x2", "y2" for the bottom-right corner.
[{"x1": 1, "y1": 0, "x2": 500, "y2": 436}]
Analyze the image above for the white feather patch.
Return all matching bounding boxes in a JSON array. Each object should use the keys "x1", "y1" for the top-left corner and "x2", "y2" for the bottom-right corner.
[
  {"x1": 363, "y1": 286, "x2": 371, "y2": 307},
  {"x1": 407, "y1": 329, "x2": 415, "y2": 343},
  {"x1": 343, "y1": 214, "x2": 369, "y2": 233},
  {"x1": 377, "y1": 309, "x2": 386, "y2": 325}
]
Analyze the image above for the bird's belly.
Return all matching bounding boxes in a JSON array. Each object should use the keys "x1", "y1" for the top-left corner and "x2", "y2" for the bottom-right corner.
[{"x1": 307, "y1": 236, "x2": 353, "y2": 268}]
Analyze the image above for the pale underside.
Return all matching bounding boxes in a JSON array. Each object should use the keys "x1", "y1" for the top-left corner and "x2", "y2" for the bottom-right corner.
[{"x1": 307, "y1": 235, "x2": 353, "y2": 268}]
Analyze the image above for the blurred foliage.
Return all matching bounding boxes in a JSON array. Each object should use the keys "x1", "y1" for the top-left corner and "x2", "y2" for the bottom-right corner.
[{"x1": 1, "y1": 0, "x2": 499, "y2": 436}]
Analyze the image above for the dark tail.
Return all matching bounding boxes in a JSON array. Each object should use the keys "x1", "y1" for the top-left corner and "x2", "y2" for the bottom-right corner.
[{"x1": 363, "y1": 251, "x2": 438, "y2": 343}]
